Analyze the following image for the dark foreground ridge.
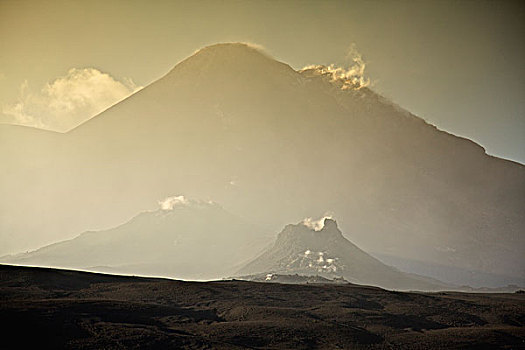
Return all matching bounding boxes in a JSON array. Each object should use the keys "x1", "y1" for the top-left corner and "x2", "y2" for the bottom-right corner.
[{"x1": 1, "y1": 265, "x2": 524, "y2": 349}]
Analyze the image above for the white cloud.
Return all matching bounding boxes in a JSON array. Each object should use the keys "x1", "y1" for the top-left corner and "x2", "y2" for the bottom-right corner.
[{"x1": 1, "y1": 68, "x2": 141, "y2": 131}]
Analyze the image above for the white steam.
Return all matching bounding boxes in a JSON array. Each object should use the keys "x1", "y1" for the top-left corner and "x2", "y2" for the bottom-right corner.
[
  {"x1": 158, "y1": 195, "x2": 216, "y2": 211},
  {"x1": 302, "y1": 215, "x2": 333, "y2": 231},
  {"x1": 300, "y1": 44, "x2": 370, "y2": 90},
  {"x1": 159, "y1": 195, "x2": 190, "y2": 210}
]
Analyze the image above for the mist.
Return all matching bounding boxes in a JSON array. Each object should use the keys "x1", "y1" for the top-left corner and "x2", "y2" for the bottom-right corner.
[{"x1": 0, "y1": 43, "x2": 523, "y2": 290}]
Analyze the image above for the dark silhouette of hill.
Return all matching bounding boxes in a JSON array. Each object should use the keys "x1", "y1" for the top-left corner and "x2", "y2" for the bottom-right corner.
[
  {"x1": 0, "y1": 43, "x2": 523, "y2": 286},
  {"x1": 1, "y1": 264, "x2": 524, "y2": 349}
]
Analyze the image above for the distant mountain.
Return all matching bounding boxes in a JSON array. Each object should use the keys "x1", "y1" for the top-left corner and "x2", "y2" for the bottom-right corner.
[
  {"x1": 2, "y1": 197, "x2": 270, "y2": 280},
  {"x1": 237, "y1": 218, "x2": 449, "y2": 290},
  {"x1": 1, "y1": 43, "x2": 523, "y2": 286}
]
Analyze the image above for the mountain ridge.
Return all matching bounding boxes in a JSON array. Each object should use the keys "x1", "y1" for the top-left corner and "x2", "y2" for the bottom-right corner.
[
  {"x1": 0, "y1": 43, "x2": 523, "y2": 286},
  {"x1": 2, "y1": 197, "x2": 271, "y2": 280}
]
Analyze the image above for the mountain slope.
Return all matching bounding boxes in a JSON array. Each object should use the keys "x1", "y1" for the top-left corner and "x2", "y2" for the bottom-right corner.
[
  {"x1": 0, "y1": 43, "x2": 523, "y2": 285},
  {"x1": 3, "y1": 198, "x2": 270, "y2": 280},
  {"x1": 238, "y1": 218, "x2": 449, "y2": 290}
]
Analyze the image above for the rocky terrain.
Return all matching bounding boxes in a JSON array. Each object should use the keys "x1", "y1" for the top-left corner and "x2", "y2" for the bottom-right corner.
[
  {"x1": 236, "y1": 273, "x2": 351, "y2": 285},
  {"x1": 1, "y1": 264, "x2": 524, "y2": 349}
]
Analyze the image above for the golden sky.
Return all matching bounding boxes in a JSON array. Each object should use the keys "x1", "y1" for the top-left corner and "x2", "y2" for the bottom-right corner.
[{"x1": 1, "y1": 0, "x2": 524, "y2": 162}]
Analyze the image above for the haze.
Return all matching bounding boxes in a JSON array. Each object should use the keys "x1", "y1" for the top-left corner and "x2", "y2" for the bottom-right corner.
[
  {"x1": 0, "y1": 1, "x2": 524, "y2": 292},
  {"x1": 1, "y1": 3, "x2": 525, "y2": 348}
]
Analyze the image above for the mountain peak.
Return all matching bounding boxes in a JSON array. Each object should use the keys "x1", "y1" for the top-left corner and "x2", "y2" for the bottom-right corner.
[
  {"x1": 320, "y1": 218, "x2": 338, "y2": 232},
  {"x1": 194, "y1": 42, "x2": 266, "y2": 57},
  {"x1": 165, "y1": 42, "x2": 296, "y2": 83},
  {"x1": 276, "y1": 217, "x2": 344, "y2": 248},
  {"x1": 301, "y1": 216, "x2": 339, "y2": 233}
]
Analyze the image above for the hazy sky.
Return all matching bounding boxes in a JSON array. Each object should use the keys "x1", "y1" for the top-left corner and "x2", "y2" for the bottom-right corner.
[{"x1": 1, "y1": 0, "x2": 524, "y2": 162}]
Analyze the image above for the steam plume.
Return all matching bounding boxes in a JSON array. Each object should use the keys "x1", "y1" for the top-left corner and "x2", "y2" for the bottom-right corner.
[{"x1": 299, "y1": 44, "x2": 370, "y2": 90}]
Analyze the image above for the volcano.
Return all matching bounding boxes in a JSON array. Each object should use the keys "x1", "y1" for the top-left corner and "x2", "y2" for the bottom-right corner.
[
  {"x1": 238, "y1": 218, "x2": 449, "y2": 290},
  {"x1": 1, "y1": 43, "x2": 523, "y2": 286}
]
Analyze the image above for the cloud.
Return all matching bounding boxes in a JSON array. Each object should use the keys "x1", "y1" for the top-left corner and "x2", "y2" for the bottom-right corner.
[
  {"x1": 1, "y1": 68, "x2": 141, "y2": 131},
  {"x1": 302, "y1": 215, "x2": 333, "y2": 231},
  {"x1": 299, "y1": 44, "x2": 370, "y2": 90}
]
